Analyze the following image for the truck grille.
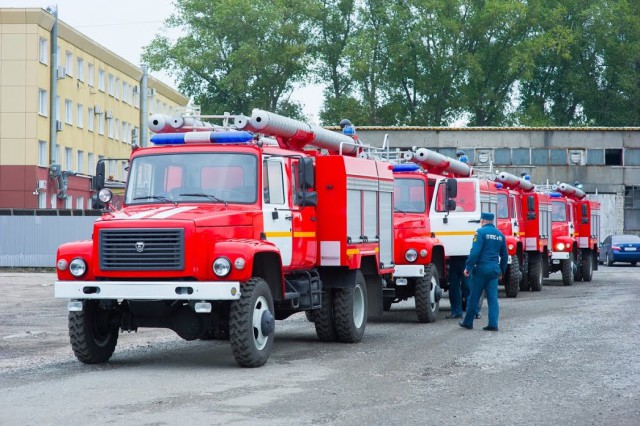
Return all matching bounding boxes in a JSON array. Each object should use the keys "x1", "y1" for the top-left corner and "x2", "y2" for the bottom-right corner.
[{"x1": 99, "y1": 228, "x2": 184, "y2": 270}]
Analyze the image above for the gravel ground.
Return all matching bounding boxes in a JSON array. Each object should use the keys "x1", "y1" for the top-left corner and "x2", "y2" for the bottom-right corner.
[{"x1": 1, "y1": 266, "x2": 638, "y2": 425}]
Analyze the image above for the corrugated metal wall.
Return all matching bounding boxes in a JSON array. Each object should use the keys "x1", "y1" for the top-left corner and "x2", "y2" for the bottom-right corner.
[{"x1": 0, "y1": 216, "x2": 96, "y2": 267}]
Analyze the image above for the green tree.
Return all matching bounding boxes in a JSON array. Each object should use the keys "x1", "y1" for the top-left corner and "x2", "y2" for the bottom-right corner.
[{"x1": 142, "y1": 0, "x2": 312, "y2": 117}]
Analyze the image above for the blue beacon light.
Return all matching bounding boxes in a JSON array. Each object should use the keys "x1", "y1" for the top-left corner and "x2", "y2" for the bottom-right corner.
[
  {"x1": 495, "y1": 182, "x2": 503, "y2": 189},
  {"x1": 549, "y1": 192, "x2": 562, "y2": 198},
  {"x1": 393, "y1": 163, "x2": 420, "y2": 172},
  {"x1": 150, "y1": 131, "x2": 254, "y2": 145}
]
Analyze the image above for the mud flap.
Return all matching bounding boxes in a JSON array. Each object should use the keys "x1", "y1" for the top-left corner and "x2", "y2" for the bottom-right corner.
[{"x1": 365, "y1": 274, "x2": 383, "y2": 319}]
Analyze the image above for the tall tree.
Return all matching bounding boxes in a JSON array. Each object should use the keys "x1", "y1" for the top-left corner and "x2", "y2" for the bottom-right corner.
[{"x1": 142, "y1": 0, "x2": 312, "y2": 117}]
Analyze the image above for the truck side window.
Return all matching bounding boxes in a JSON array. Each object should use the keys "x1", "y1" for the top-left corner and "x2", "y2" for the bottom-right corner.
[{"x1": 263, "y1": 160, "x2": 285, "y2": 205}]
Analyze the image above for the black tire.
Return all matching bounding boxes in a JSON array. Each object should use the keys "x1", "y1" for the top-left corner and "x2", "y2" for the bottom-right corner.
[
  {"x1": 519, "y1": 252, "x2": 529, "y2": 289},
  {"x1": 333, "y1": 270, "x2": 367, "y2": 343},
  {"x1": 574, "y1": 249, "x2": 583, "y2": 282},
  {"x1": 505, "y1": 256, "x2": 521, "y2": 298},
  {"x1": 528, "y1": 253, "x2": 543, "y2": 292},
  {"x1": 606, "y1": 252, "x2": 614, "y2": 266},
  {"x1": 561, "y1": 253, "x2": 574, "y2": 286},
  {"x1": 230, "y1": 277, "x2": 275, "y2": 368},
  {"x1": 415, "y1": 264, "x2": 439, "y2": 323},
  {"x1": 69, "y1": 300, "x2": 119, "y2": 364},
  {"x1": 305, "y1": 310, "x2": 316, "y2": 322},
  {"x1": 632, "y1": 262, "x2": 637, "y2": 266},
  {"x1": 580, "y1": 249, "x2": 594, "y2": 282},
  {"x1": 314, "y1": 290, "x2": 338, "y2": 342}
]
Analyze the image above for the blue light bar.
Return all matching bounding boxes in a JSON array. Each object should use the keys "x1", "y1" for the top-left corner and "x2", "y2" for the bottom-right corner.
[
  {"x1": 393, "y1": 163, "x2": 420, "y2": 172},
  {"x1": 496, "y1": 182, "x2": 503, "y2": 189},
  {"x1": 151, "y1": 131, "x2": 254, "y2": 145},
  {"x1": 550, "y1": 192, "x2": 562, "y2": 198}
]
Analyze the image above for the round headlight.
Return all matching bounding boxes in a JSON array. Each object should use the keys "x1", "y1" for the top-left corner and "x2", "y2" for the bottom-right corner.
[
  {"x1": 234, "y1": 257, "x2": 246, "y2": 270},
  {"x1": 213, "y1": 257, "x2": 231, "y2": 277},
  {"x1": 556, "y1": 242, "x2": 565, "y2": 251},
  {"x1": 69, "y1": 258, "x2": 87, "y2": 277},
  {"x1": 57, "y1": 259, "x2": 68, "y2": 271},
  {"x1": 508, "y1": 243, "x2": 515, "y2": 251},
  {"x1": 419, "y1": 249, "x2": 428, "y2": 258},
  {"x1": 405, "y1": 249, "x2": 418, "y2": 262},
  {"x1": 98, "y1": 188, "x2": 113, "y2": 203}
]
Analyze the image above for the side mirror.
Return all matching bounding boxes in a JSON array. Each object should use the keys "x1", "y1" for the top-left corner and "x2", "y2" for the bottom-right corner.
[
  {"x1": 446, "y1": 178, "x2": 457, "y2": 199},
  {"x1": 447, "y1": 199, "x2": 457, "y2": 211},
  {"x1": 297, "y1": 191, "x2": 317, "y2": 207},
  {"x1": 299, "y1": 157, "x2": 315, "y2": 189},
  {"x1": 95, "y1": 160, "x2": 105, "y2": 191}
]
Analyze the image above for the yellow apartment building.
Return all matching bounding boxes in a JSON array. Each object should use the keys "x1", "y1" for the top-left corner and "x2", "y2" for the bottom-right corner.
[{"x1": 0, "y1": 8, "x2": 188, "y2": 209}]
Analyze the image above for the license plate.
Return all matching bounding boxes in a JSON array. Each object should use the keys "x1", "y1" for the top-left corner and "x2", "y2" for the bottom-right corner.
[
  {"x1": 396, "y1": 278, "x2": 408, "y2": 286},
  {"x1": 552, "y1": 259, "x2": 560, "y2": 264},
  {"x1": 624, "y1": 247, "x2": 636, "y2": 251}
]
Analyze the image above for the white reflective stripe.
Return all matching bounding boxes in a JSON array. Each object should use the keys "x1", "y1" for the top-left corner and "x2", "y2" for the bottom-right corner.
[
  {"x1": 578, "y1": 237, "x2": 588, "y2": 248},
  {"x1": 150, "y1": 206, "x2": 196, "y2": 218},
  {"x1": 394, "y1": 264, "x2": 425, "y2": 278},
  {"x1": 551, "y1": 252, "x2": 570, "y2": 260},
  {"x1": 54, "y1": 281, "x2": 241, "y2": 300}
]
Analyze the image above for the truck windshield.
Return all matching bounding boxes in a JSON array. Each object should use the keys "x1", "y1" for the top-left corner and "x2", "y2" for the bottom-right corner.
[
  {"x1": 125, "y1": 152, "x2": 258, "y2": 205},
  {"x1": 394, "y1": 178, "x2": 426, "y2": 213},
  {"x1": 551, "y1": 201, "x2": 567, "y2": 222}
]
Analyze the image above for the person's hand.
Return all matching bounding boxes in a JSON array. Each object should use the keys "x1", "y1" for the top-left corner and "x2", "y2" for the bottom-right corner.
[{"x1": 463, "y1": 269, "x2": 469, "y2": 277}]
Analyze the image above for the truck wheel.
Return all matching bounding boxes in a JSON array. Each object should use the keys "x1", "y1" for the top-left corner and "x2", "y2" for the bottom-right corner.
[
  {"x1": 230, "y1": 277, "x2": 275, "y2": 367},
  {"x1": 415, "y1": 264, "x2": 439, "y2": 323},
  {"x1": 561, "y1": 254, "x2": 574, "y2": 286},
  {"x1": 528, "y1": 253, "x2": 543, "y2": 292},
  {"x1": 314, "y1": 289, "x2": 338, "y2": 342},
  {"x1": 574, "y1": 249, "x2": 583, "y2": 282},
  {"x1": 581, "y1": 249, "x2": 594, "y2": 281},
  {"x1": 505, "y1": 256, "x2": 521, "y2": 298},
  {"x1": 519, "y1": 252, "x2": 529, "y2": 289},
  {"x1": 69, "y1": 300, "x2": 119, "y2": 364},
  {"x1": 333, "y1": 270, "x2": 367, "y2": 343}
]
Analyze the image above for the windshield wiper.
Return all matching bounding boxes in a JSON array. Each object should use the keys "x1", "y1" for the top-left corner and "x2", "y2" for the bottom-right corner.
[
  {"x1": 179, "y1": 193, "x2": 228, "y2": 207},
  {"x1": 133, "y1": 195, "x2": 177, "y2": 206},
  {"x1": 394, "y1": 207, "x2": 406, "y2": 214}
]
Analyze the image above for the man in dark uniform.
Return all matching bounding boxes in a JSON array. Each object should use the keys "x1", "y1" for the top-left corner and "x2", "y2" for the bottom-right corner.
[{"x1": 459, "y1": 212, "x2": 508, "y2": 331}]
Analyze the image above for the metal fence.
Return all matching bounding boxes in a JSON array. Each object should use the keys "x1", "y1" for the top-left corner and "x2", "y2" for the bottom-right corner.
[{"x1": 0, "y1": 210, "x2": 100, "y2": 267}]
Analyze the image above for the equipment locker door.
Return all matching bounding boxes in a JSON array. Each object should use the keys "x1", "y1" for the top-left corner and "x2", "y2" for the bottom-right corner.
[{"x1": 263, "y1": 158, "x2": 293, "y2": 266}]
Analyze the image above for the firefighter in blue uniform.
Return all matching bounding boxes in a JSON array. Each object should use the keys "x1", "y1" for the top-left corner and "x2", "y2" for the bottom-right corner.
[{"x1": 459, "y1": 212, "x2": 508, "y2": 331}]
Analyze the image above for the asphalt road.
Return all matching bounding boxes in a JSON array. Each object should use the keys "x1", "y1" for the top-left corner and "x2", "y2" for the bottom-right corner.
[{"x1": 1, "y1": 267, "x2": 638, "y2": 425}]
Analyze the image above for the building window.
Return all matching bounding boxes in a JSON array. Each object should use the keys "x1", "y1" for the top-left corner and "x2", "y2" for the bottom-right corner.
[
  {"x1": 50, "y1": 193, "x2": 57, "y2": 209},
  {"x1": 587, "y1": 149, "x2": 604, "y2": 165},
  {"x1": 77, "y1": 58, "x2": 84, "y2": 81},
  {"x1": 38, "y1": 192, "x2": 47, "y2": 209},
  {"x1": 108, "y1": 117, "x2": 114, "y2": 138},
  {"x1": 109, "y1": 159, "x2": 116, "y2": 179},
  {"x1": 625, "y1": 149, "x2": 640, "y2": 166},
  {"x1": 77, "y1": 150, "x2": 84, "y2": 174},
  {"x1": 65, "y1": 196, "x2": 72, "y2": 209},
  {"x1": 38, "y1": 140, "x2": 48, "y2": 166},
  {"x1": 122, "y1": 122, "x2": 128, "y2": 143},
  {"x1": 39, "y1": 37, "x2": 48, "y2": 64},
  {"x1": 98, "y1": 69, "x2": 105, "y2": 91},
  {"x1": 88, "y1": 107, "x2": 94, "y2": 131},
  {"x1": 88, "y1": 63, "x2": 94, "y2": 86},
  {"x1": 77, "y1": 104, "x2": 83, "y2": 128},
  {"x1": 65, "y1": 147, "x2": 73, "y2": 171},
  {"x1": 549, "y1": 149, "x2": 566, "y2": 165},
  {"x1": 108, "y1": 74, "x2": 115, "y2": 96},
  {"x1": 76, "y1": 196, "x2": 85, "y2": 210},
  {"x1": 38, "y1": 89, "x2": 48, "y2": 116},
  {"x1": 122, "y1": 161, "x2": 128, "y2": 181},
  {"x1": 98, "y1": 114, "x2": 105, "y2": 135},
  {"x1": 512, "y1": 148, "x2": 530, "y2": 165},
  {"x1": 65, "y1": 99, "x2": 73, "y2": 125},
  {"x1": 531, "y1": 149, "x2": 549, "y2": 165},
  {"x1": 65, "y1": 51, "x2": 73, "y2": 76},
  {"x1": 115, "y1": 119, "x2": 120, "y2": 141},
  {"x1": 88, "y1": 153, "x2": 95, "y2": 174},
  {"x1": 605, "y1": 149, "x2": 623, "y2": 166},
  {"x1": 55, "y1": 96, "x2": 60, "y2": 121},
  {"x1": 494, "y1": 148, "x2": 511, "y2": 165},
  {"x1": 115, "y1": 78, "x2": 120, "y2": 100},
  {"x1": 55, "y1": 145, "x2": 61, "y2": 167}
]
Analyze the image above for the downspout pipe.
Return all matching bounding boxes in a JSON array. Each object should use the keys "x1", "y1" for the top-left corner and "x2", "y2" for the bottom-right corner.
[
  {"x1": 140, "y1": 64, "x2": 149, "y2": 147},
  {"x1": 48, "y1": 6, "x2": 58, "y2": 168}
]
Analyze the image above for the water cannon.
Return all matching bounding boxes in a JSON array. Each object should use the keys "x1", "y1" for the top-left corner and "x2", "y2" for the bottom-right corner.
[
  {"x1": 557, "y1": 182, "x2": 586, "y2": 199},
  {"x1": 234, "y1": 109, "x2": 361, "y2": 154},
  {"x1": 495, "y1": 171, "x2": 535, "y2": 192},
  {"x1": 148, "y1": 114, "x2": 213, "y2": 133},
  {"x1": 403, "y1": 148, "x2": 472, "y2": 177}
]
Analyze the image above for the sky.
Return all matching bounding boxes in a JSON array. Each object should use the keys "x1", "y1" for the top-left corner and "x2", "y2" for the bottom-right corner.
[{"x1": 1, "y1": 0, "x2": 323, "y2": 121}]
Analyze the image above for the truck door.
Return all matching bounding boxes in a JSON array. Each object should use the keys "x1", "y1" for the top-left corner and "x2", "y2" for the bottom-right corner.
[
  {"x1": 262, "y1": 157, "x2": 293, "y2": 266},
  {"x1": 430, "y1": 178, "x2": 483, "y2": 256}
]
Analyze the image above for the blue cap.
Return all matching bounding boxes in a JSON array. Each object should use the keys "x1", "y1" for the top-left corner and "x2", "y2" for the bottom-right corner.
[{"x1": 481, "y1": 212, "x2": 494, "y2": 221}]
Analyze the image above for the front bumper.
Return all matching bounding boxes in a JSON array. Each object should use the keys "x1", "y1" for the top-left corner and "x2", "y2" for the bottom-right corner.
[
  {"x1": 393, "y1": 264, "x2": 425, "y2": 278},
  {"x1": 54, "y1": 280, "x2": 242, "y2": 301},
  {"x1": 551, "y1": 252, "x2": 571, "y2": 260}
]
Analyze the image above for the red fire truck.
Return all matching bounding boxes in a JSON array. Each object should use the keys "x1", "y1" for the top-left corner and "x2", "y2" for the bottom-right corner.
[
  {"x1": 495, "y1": 172, "x2": 552, "y2": 292},
  {"x1": 54, "y1": 110, "x2": 395, "y2": 368},
  {"x1": 544, "y1": 183, "x2": 579, "y2": 285},
  {"x1": 494, "y1": 181, "x2": 524, "y2": 297},
  {"x1": 554, "y1": 183, "x2": 600, "y2": 282}
]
